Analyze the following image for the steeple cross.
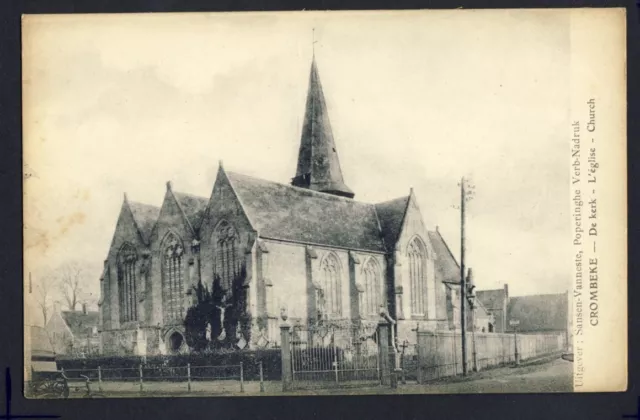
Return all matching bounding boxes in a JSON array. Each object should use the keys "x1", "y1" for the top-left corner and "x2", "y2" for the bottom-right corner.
[{"x1": 312, "y1": 28, "x2": 318, "y2": 56}]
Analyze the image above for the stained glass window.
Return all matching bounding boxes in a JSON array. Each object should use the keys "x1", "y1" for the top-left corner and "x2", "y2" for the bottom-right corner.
[
  {"x1": 213, "y1": 221, "x2": 239, "y2": 291},
  {"x1": 117, "y1": 243, "x2": 138, "y2": 323},
  {"x1": 320, "y1": 253, "x2": 342, "y2": 318},
  {"x1": 362, "y1": 258, "x2": 382, "y2": 316},
  {"x1": 408, "y1": 237, "x2": 427, "y2": 316},
  {"x1": 163, "y1": 233, "x2": 185, "y2": 324}
]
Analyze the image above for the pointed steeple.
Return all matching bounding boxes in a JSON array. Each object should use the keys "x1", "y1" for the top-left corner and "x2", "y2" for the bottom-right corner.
[{"x1": 291, "y1": 56, "x2": 355, "y2": 199}]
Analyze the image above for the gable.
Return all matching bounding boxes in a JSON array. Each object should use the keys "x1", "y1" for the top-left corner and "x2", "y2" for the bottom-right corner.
[
  {"x1": 476, "y1": 289, "x2": 507, "y2": 311},
  {"x1": 150, "y1": 187, "x2": 198, "y2": 247},
  {"x1": 128, "y1": 201, "x2": 160, "y2": 244},
  {"x1": 225, "y1": 171, "x2": 386, "y2": 252},
  {"x1": 201, "y1": 166, "x2": 255, "y2": 237},
  {"x1": 107, "y1": 200, "x2": 150, "y2": 261}
]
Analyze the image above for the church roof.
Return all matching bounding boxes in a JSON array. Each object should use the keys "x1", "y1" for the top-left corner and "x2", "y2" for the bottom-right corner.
[
  {"x1": 227, "y1": 171, "x2": 385, "y2": 252},
  {"x1": 173, "y1": 191, "x2": 209, "y2": 232},
  {"x1": 506, "y1": 293, "x2": 569, "y2": 333},
  {"x1": 292, "y1": 57, "x2": 354, "y2": 198},
  {"x1": 428, "y1": 229, "x2": 462, "y2": 284},
  {"x1": 375, "y1": 196, "x2": 410, "y2": 250},
  {"x1": 128, "y1": 200, "x2": 160, "y2": 244}
]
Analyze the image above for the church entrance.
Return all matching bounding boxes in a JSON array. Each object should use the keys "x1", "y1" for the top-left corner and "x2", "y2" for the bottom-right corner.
[{"x1": 168, "y1": 331, "x2": 184, "y2": 354}]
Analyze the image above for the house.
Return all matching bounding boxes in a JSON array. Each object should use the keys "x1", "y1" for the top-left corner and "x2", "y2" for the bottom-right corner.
[
  {"x1": 98, "y1": 56, "x2": 463, "y2": 355},
  {"x1": 46, "y1": 304, "x2": 100, "y2": 357},
  {"x1": 506, "y1": 292, "x2": 570, "y2": 347},
  {"x1": 476, "y1": 284, "x2": 509, "y2": 333}
]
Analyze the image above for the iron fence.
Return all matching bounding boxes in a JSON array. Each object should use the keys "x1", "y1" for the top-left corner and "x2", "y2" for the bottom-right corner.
[{"x1": 57, "y1": 362, "x2": 258, "y2": 394}]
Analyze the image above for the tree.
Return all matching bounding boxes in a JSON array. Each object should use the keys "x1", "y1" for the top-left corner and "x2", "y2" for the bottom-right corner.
[
  {"x1": 57, "y1": 262, "x2": 86, "y2": 311},
  {"x1": 34, "y1": 274, "x2": 54, "y2": 325}
]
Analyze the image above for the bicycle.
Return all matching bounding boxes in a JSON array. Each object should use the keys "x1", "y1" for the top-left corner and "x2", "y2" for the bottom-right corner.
[
  {"x1": 29, "y1": 370, "x2": 70, "y2": 399},
  {"x1": 78, "y1": 374, "x2": 106, "y2": 398}
]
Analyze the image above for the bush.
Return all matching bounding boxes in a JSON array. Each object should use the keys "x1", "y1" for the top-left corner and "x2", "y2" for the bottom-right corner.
[{"x1": 56, "y1": 348, "x2": 282, "y2": 381}]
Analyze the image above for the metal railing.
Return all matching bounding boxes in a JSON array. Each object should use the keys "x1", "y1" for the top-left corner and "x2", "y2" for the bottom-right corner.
[{"x1": 56, "y1": 362, "x2": 264, "y2": 394}]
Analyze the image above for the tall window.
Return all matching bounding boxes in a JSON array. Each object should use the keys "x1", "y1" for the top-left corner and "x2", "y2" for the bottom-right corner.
[
  {"x1": 362, "y1": 258, "x2": 382, "y2": 316},
  {"x1": 320, "y1": 253, "x2": 342, "y2": 318},
  {"x1": 163, "y1": 233, "x2": 185, "y2": 324},
  {"x1": 118, "y1": 243, "x2": 138, "y2": 323},
  {"x1": 213, "y1": 221, "x2": 239, "y2": 291},
  {"x1": 408, "y1": 237, "x2": 427, "y2": 316}
]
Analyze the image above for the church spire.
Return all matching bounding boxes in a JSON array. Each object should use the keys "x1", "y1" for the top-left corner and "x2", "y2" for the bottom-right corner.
[{"x1": 291, "y1": 54, "x2": 355, "y2": 199}]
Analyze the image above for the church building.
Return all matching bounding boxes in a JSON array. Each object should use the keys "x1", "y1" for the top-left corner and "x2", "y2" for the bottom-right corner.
[{"x1": 98, "y1": 56, "x2": 462, "y2": 355}]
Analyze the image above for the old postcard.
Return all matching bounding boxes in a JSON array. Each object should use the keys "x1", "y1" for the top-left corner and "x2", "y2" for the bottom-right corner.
[{"x1": 22, "y1": 9, "x2": 626, "y2": 397}]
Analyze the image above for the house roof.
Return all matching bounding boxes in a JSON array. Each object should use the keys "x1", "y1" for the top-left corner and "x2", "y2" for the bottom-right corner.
[
  {"x1": 506, "y1": 293, "x2": 569, "y2": 333},
  {"x1": 226, "y1": 171, "x2": 386, "y2": 252},
  {"x1": 428, "y1": 229, "x2": 461, "y2": 284},
  {"x1": 375, "y1": 196, "x2": 410, "y2": 250},
  {"x1": 128, "y1": 201, "x2": 161, "y2": 243},
  {"x1": 173, "y1": 191, "x2": 209, "y2": 232},
  {"x1": 60, "y1": 311, "x2": 100, "y2": 337},
  {"x1": 477, "y1": 288, "x2": 508, "y2": 311}
]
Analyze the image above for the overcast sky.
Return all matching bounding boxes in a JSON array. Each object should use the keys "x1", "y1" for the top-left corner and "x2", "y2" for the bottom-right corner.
[{"x1": 23, "y1": 10, "x2": 572, "y2": 302}]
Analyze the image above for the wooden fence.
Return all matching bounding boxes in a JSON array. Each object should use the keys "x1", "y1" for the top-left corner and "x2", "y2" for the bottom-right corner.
[{"x1": 415, "y1": 330, "x2": 564, "y2": 382}]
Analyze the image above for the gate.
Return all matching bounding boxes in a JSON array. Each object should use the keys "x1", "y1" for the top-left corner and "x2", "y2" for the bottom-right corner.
[{"x1": 290, "y1": 321, "x2": 380, "y2": 389}]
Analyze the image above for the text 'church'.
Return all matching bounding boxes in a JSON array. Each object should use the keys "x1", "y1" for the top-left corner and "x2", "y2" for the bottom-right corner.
[{"x1": 98, "y1": 57, "x2": 463, "y2": 355}]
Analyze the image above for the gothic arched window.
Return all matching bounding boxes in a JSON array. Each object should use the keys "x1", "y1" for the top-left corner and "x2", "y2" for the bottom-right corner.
[
  {"x1": 163, "y1": 233, "x2": 185, "y2": 324},
  {"x1": 408, "y1": 237, "x2": 427, "y2": 316},
  {"x1": 320, "y1": 253, "x2": 342, "y2": 318},
  {"x1": 362, "y1": 258, "x2": 382, "y2": 317},
  {"x1": 117, "y1": 243, "x2": 138, "y2": 323},
  {"x1": 213, "y1": 221, "x2": 239, "y2": 291}
]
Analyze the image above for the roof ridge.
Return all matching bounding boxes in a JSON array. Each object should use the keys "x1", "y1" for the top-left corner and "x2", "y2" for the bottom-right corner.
[{"x1": 227, "y1": 170, "x2": 374, "y2": 207}]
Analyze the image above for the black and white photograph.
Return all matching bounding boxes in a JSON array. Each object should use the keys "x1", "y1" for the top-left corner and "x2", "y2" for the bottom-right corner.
[{"x1": 22, "y1": 9, "x2": 626, "y2": 397}]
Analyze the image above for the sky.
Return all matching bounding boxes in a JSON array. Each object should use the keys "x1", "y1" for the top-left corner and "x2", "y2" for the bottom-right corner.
[{"x1": 23, "y1": 10, "x2": 572, "y2": 306}]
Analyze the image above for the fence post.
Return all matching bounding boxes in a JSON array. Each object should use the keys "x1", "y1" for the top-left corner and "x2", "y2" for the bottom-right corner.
[
  {"x1": 139, "y1": 364, "x2": 143, "y2": 392},
  {"x1": 415, "y1": 330, "x2": 422, "y2": 384},
  {"x1": 98, "y1": 366, "x2": 103, "y2": 392},
  {"x1": 280, "y1": 322, "x2": 293, "y2": 392},
  {"x1": 187, "y1": 363, "x2": 191, "y2": 393},
  {"x1": 259, "y1": 361, "x2": 265, "y2": 393},
  {"x1": 377, "y1": 319, "x2": 391, "y2": 386},
  {"x1": 239, "y1": 362, "x2": 244, "y2": 393}
]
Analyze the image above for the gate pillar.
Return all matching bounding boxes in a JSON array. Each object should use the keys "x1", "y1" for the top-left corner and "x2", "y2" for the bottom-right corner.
[
  {"x1": 280, "y1": 322, "x2": 293, "y2": 391},
  {"x1": 378, "y1": 319, "x2": 391, "y2": 386}
]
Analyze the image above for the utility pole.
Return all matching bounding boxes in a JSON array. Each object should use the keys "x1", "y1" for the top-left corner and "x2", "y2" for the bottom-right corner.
[
  {"x1": 458, "y1": 177, "x2": 475, "y2": 376},
  {"x1": 460, "y1": 177, "x2": 467, "y2": 376}
]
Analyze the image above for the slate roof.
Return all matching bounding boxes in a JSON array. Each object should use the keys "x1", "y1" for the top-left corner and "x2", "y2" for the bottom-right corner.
[
  {"x1": 428, "y1": 230, "x2": 461, "y2": 284},
  {"x1": 174, "y1": 191, "x2": 209, "y2": 232},
  {"x1": 226, "y1": 171, "x2": 385, "y2": 252},
  {"x1": 128, "y1": 201, "x2": 161, "y2": 243},
  {"x1": 375, "y1": 196, "x2": 410, "y2": 250},
  {"x1": 506, "y1": 293, "x2": 569, "y2": 333},
  {"x1": 292, "y1": 58, "x2": 354, "y2": 198},
  {"x1": 477, "y1": 289, "x2": 508, "y2": 311},
  {"x1": 60, "y1": 311, "x2": 100, "y2": 337}
]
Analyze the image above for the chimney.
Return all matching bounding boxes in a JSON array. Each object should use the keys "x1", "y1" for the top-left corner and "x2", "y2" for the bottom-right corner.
[
  {"x1": 82, "y1": 303, "x2": 87, "y2": 315},
  {"x1": 504, "y1": 284, "x2": 509, "y2": 300},
  {"x1": 53, "y1": 301, "x2": 61, "y2": 314}
]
